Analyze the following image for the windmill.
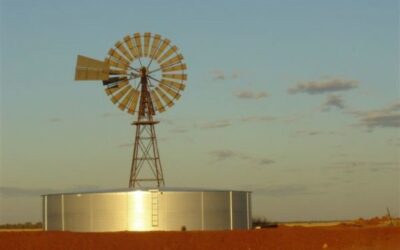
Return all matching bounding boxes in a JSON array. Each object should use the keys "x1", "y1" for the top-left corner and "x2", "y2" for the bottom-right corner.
[{"x1": 74, "y1": 32, "x2": 187, "y2": 188}]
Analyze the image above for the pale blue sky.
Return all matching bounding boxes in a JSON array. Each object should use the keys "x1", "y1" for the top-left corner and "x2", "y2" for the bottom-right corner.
[{"x1": 1, "y1": 0, "x2": 399, "y2": 223}]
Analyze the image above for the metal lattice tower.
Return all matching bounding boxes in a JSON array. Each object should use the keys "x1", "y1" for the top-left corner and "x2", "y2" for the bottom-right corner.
[{"x1": 129, "y1": 67, "x2": 164, "y2": 188}]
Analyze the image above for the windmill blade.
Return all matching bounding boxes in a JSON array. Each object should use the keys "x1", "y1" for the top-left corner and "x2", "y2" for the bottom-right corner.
[
  {"x1": 118, "y1": 88, "x2": 136, "y2": 111},
  {"x1": 75, "y1": 55, "x2": 109, "y2": 80},
  {"x1": 103, "y1": 76, "x2": 128, "y2": 86},
  {"x1": 115, "y1": 41, "x2": 133, "y2": 61},
  {"x1": 160, "y1": 54, "x2": 183, "y2": 69},
  {"x1": 110, "y1": 84, "x2": 132, "y2": 104},
  {"x1": 109, "y1": 69, "x2": 128, "y2": 75},
  {"x1": 127, "y1": 90, "x2": 140, "y2": 114},
  {"x1": 162, "y1": 73, "x2": 187, "y2": 81},
  {"x1": 159, "y1": 82, "x2": 181, "y2": 100},
  {"x1": 157, "y1": 45, "x2": 178, "y2": 64},
  {"x1": 152, "y1": 38, "x2": 170, "y2": 60},
  {"x1": 133, "y1": 33, "x2": 143, "y2": 57},
  {"x1": 149, "y1": 34, "x2": 161, "y2": 58},
  {"x1": 105, "y1": 79, "x2": 128, "y2": 95},
  {"x1": 161, "y1": 79, "x2": 186, "y2": 91},
  {"x1": 108, "y1": 58, "x2": 129, "y2": 70},
  {"x1": 124, "y1": 35, "x2": 140, "y2": 59},
  {"x1": 108, "y1": 48, "x2": 131, "y2": 68},
  {"x1": 143, "y1": 32, "x2": 151, "y2": 57},
  {"x1": 155, "y1": 87, "x2": 174, "y2": 107},
  {"x1": 162, "y1": 63, "x2": 187, "y2": 73},
  {"x1": 150, "y1": 90, "x2": 166, "y2": 113}
]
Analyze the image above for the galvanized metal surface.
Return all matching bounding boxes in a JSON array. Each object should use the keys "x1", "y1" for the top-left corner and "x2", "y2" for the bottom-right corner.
[{"x1": 43, "y1": 189, "x2": 251, "y2": 232}]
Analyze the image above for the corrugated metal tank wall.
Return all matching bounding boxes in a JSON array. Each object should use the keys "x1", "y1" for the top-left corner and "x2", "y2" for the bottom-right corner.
[{"x1": 43, "y1": 189, "x2": 251, "y2": 232}]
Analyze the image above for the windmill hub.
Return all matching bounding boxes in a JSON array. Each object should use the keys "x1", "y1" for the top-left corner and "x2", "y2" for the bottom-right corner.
[
  {"x1": 140, "y1": 66, "x2": 147, "y2": 77},
  {"x1": 129, "y1": 72, "x2": 140, "y2": 79}
]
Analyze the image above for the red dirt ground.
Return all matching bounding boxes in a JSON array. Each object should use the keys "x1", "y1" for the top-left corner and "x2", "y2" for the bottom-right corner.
[{"x1": 1, "y1": 218, "x2": 399, "y2": 250}]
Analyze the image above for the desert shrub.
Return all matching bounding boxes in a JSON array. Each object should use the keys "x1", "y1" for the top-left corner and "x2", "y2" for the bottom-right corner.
[{"x1": 252, "y1": 217, "x2": 278, "y2": 228}]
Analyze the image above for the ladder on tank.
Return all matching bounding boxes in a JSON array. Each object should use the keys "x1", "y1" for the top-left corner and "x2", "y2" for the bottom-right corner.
[{"x1": 150, "y1": 190, "x2": 159, "y2": 227}]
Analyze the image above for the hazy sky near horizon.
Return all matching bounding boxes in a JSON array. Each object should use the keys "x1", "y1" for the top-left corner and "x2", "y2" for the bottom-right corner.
[{"x1": 1, "y1": 0, "x2": 399, "y2": 223}]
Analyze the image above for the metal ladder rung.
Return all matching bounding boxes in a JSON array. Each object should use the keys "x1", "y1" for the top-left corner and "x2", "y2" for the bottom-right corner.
[{"x1": 151, "y1": 191, "x2": 159, "y2": 227}]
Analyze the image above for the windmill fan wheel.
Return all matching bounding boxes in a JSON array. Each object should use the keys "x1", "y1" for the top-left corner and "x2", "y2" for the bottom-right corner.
[{"x1": 79, "y1": 32, "x2": 188, "y2": 115}]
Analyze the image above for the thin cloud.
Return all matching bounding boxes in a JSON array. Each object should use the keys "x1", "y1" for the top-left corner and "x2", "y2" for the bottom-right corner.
[
  {"x1": 169, "y1": 128, "x2": 188, "y2": 133},
  {"x1": 199, "y1": 119, "x2": 231, "y2": 129},
  {"x1": 210, "y1": 69, "x2": 241, "y2": 81},
  {"x1": 240, "y1": 115, "x2": 275, "y2": 123},
  {"x1": 197, "y1": 116, "x2": 274, "y2": 129},
  {"x1": 331, "y1": 160, "x2": 399, "y2": 173},
  {"x1": 211, "y1": 70, "x2": 225, "y2": 80},
  {"x1": 359, "y1": 113, "x2": 400, "y2": 129},
  {"x1": 351, "y1": 101, "x2": 400, "y2": 129},
  {"x1": 259, "y1": 159, "x2": 275, "y2": 165},
  {"x1": 234, "y1": 89, "x2": 269, "y2": 100},
  {"x1": 296, "y1": 130, "x2": 321, "y2": 136},
  {"x1": 288, "y1": 78, "x2": 359, "y2": 95},
  {"x1": 322, "y1": 94, "x2": 345, "y2": 111},
  {"x1": 294, "y1": 129, "x2": 341, "y2": 137},
  {"x1": 232, "y1": 70, "x2": 240, "y2": 79},
  {"x1": 209, "y1": 150, "x2": 237, "y2": 161},
  {"x1": 209, "y1": 150, "x2": 275, "y2": 166}
]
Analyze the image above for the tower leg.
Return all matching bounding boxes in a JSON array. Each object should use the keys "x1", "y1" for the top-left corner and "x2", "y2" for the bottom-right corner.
[{"x1": 129, "y1": 121, "x2": 164, "y2": 188}]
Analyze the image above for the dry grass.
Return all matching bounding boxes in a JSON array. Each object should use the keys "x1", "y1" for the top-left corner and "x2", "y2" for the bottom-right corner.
[{"x1": 282, "y1": 221, "x2": 344, "y2": 227}]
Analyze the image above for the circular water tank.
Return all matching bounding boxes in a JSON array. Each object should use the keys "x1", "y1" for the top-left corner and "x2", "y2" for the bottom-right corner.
[{"x1": 42, "y1": 188, "x2": 252, "y2": 232}]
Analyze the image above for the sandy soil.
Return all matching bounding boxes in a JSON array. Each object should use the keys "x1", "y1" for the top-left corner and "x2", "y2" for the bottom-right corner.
[{"x1": 1, "y1": 217, "x2": 399, "y2": 250}]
